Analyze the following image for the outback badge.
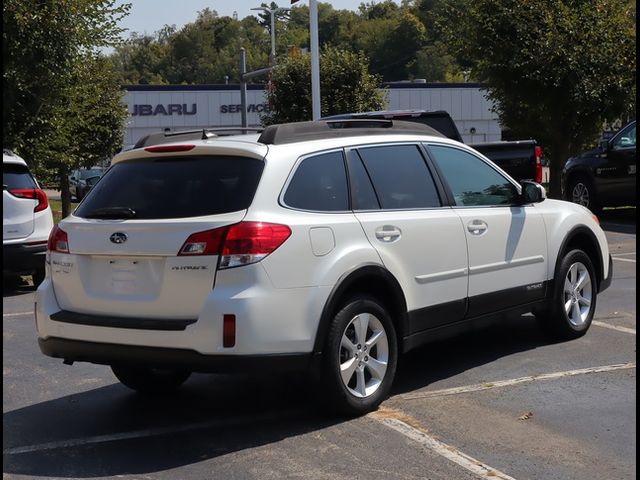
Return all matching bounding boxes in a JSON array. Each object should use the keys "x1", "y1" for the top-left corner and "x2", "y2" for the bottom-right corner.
[{"x1": 110, "y1": 232, "x2": 128, "y2": 244}]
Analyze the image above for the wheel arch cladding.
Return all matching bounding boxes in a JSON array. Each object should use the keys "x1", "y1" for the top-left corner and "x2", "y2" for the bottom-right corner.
[
  {"x1": 313, "y1": 265, "x2": 408, "y2": 355},
  {"x1": 557, "y1": 226, "x2": 603, "y2": 290}
]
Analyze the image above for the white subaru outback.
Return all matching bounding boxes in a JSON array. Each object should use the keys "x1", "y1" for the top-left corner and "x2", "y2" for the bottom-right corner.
[{"x1": 36, "y1": 120, "x2": 612, "y2": 415}]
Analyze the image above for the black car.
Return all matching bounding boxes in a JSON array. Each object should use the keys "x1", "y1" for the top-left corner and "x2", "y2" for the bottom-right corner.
[
  {"x1": 69, "y1": 167, "x2": 104, "y2": 201},
  {"x1": 563, "y1": 120, "x2": 636, "y2": 213}
]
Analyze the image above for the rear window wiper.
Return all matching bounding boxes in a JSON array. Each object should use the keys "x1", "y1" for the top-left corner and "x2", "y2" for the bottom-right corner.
[{"x1": 83, "y1": 207, "x2": 137, "y2": 219}]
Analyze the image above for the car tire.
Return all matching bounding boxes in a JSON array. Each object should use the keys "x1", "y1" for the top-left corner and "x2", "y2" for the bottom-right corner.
[
  {"x1": 567, "y1": 175, "x2": 600, "y2": 214},
  {"x1": 111, "y1": 365, "x2": 191, "y2": 394},
  {"x1": 32, "y1": 268, "x2": 46, "y2": 289},
  {"x1": 538, "y1": 249, "x2": 597, "y2": 341},
  {"x1": 321, "y1": 296, "x2": 398, "y2": 416}
]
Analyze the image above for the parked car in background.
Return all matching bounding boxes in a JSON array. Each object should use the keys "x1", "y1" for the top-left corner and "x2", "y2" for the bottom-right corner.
[
  {"x1": 324, "y1": 110, "x2": 547, "y2": 185},
  {"x1": 69, "y1": 167, "x2": 104, "y2": 201},
  {"x1": 3, "y1": 149, "x2": 54, "y2": 286},
  {"x1": 75, "y1": 175, "x2": 101, "y2": 202},
  {"x1": 563, "y1": 120, "x2": 636, "y2": 213},
  {"x1": 37, "y1": 120, "x2": 611, "y2": 415}
]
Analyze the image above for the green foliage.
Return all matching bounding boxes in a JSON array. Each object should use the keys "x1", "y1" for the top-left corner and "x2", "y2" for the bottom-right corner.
[
  {"x1": 3, "y1": 0, "x2": 131, "y2": 216},
  {"x1": 440, "y1": 0, "x2": 636, "y2": 197},
  {"x1": 109, "y1": 2, "x2": 464, "y2": 84},
  {"x1": 263, "y1": 47, "x2": 386, "y2": 124}
]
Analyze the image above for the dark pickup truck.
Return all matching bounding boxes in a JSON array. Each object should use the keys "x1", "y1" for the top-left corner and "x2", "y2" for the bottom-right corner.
[{"x1": 325, "y1": 110, "x2": 546, "y2": 184}]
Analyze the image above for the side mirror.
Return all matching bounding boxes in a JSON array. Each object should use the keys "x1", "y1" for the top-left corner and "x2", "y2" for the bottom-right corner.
[
  {"x1": 600, "y1": 139, "x2": 610, "y2": 151},
  {"x1": 69, "y1": 176, "x2": 77, "y2": 182},
  {"x1": 521, "y1": 181, "x2": 546, "y2": 204}
]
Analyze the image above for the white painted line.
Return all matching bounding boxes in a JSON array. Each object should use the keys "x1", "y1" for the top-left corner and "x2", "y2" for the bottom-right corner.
[
  {"x1": 592, "y1": 321, "x2": 636, "y2": 335},
  {"x1": 371, "y1": 410, "x2": 516, "y2": 480},
  {"x1": 3, "y1": 409, "x2": 303, "y2": 455},
  {"x1": 611, "y1": 252, "x2": 636, "y2": 257},
  {"x1": 612, "y1": 257, "x2": 636, "y2": 263},
  {"x1": 394, "y1": 363, "x2": 636, "y2": 401},
  {"x1": 3, "y1": 311, "x2": 33, "y2": 317}
]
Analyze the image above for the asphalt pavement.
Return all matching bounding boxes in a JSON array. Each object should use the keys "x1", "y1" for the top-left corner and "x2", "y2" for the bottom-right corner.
[{"x1": 3, "y1": 208, "x2": 636, "y2": 480}]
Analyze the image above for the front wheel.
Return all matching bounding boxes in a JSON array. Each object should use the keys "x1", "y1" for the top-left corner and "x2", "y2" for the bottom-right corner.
[
  {"x1": 538, "y1": 249, "x2": 597, "y2": 340},
  {"x1": 111, "y1": 365, "x2": 191, "y2": 394},
  {"x1": 321, "y1": 296, "x2": 398, "y2": 416}
]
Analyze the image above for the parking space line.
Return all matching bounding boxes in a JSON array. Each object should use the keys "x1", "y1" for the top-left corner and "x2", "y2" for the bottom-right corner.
[
  {"x1": 371, "y1": 407, "x2": 516, "y2": 480},
  {"x1": 3, "y1": 409, "x2": 305, "y2": 455},
  {"x1": 611, "y1": 252, "x2": 636, "y2": 257},
  {"x1": 592, "y1": 321, "x2": 636, "y2": 335},
  {"x1": 612, "y1": 257, "x2": 636, "y2": 263},
  {"x1": 392, "y1": 363, "x2": 636, "y2": 401},
  {"x1": 3, "y1": 311, "x2": 33, "y2": 317}
]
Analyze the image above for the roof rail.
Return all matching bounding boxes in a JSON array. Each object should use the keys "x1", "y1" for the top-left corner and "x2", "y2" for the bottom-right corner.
[
  {"x1": 133, "y1": 127, "x2": 264, "y2": 149},
  {"x1": 257, "y1": 119, "x2": 444, "y2": 145}
]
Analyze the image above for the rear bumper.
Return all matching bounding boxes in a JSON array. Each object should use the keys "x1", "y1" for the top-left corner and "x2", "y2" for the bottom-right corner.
[
  {"x1": 38, "y1": 337, "x2": 315, "y2": 373},
  {"x1": 3, "y1": 242, "x2": 47, "y2": 274}
]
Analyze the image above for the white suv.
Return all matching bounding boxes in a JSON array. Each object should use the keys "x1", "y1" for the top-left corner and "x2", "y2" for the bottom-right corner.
[
  {"x1": 36, "y1": 121, "x2": 612, "y2": 414},
  {"x1": 3, "y1": 149, "x2": 54, "y2": 286}
]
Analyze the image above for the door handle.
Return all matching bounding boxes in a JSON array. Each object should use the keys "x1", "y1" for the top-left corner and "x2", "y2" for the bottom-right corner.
[
  {"x1": 467, "y1": 220, "x2": 488, "y2": 236},
  {"x1": 375, "y1": 225, "x2": 402, "y2": 242}
]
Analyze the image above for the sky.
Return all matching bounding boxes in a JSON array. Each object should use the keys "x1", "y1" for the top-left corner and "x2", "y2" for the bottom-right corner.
[{"x1": 112, "y1": 1, "x2": 398, "y2": 39}]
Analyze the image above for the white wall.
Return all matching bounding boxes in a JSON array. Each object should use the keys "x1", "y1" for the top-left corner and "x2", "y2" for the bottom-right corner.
[{"x1": 122, "y1": 84, "x2": 501, "y2": 147}]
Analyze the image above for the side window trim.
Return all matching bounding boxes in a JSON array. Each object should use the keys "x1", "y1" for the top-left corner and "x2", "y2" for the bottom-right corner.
[
  {"x1": 344, "y1": 148, "x2": 381, "y2": 211},
  {"x1": 424, "y1": 142, "x2": 523, "y2": 209},
  {"x1": 279, "y1": 148, "x2": 352, "y2": 214}
]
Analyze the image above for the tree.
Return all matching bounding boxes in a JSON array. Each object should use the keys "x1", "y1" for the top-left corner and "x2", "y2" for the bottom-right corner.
[
  {"x1": 262, "y1": 47, "x2": 386, "y2": 124},
  {"x1": 440, "y1": 0, "x2": 636, "y2": 197},
  {"x1": 3, "y1": 0, "x2": 131, "y2": 216}
]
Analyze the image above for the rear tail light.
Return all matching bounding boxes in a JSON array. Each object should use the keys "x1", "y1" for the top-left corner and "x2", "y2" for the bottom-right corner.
[
  {"x1": 534, "y1": 146, "x2": 544, "y2": 184},
  {"x1": 47, "y1": 225, "x2": 69, "y2": 253},
  {"x1": 9, "y1": 188, "x2": 49, "y2": 212},
  {"x1": 178, "y1": 221, "x2": 292, "y2": 269},
  {"x1": 144, "y1": 144, "x2": 196, "y2": 153}
]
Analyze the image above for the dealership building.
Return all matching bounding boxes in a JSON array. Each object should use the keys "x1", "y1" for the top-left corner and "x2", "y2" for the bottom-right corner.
[{"x1": 122, "y1": 82, "x2": 502, "y2": 148}]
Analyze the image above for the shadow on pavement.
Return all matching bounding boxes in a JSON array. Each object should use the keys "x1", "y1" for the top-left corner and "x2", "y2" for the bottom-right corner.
[
  {"x1": 3, "y1": 314, "x2": 555, "y2": 478},
  {"x1": 2, "y1": 276, "x2": 36, "y2": 297},
  {"x1": 599, "y1": 207, "x2": 636, "y2": 234}
]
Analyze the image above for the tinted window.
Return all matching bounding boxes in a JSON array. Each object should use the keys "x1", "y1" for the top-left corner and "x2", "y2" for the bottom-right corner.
[
  {"x1": 284, "y1": 151, "x2": 349, "y2": 211},
  {"x1": 347, "y1": 153, "x2": 380, "y2": 210},
  {"x1": 428, "y1": 145, "x2": 519, "y2": 206},
  {"x1": 357, "y1": 145, "x2": 440, "y2": 209},
  {"x1": 75, "y1": 156, "x2": 264, "y2": 219},
  {"x1": 612, "y1": 123, "x2": 636, "y2": 150},
  {"x1": 3, "y1": 164, "x2": 37, "y2": 189}
]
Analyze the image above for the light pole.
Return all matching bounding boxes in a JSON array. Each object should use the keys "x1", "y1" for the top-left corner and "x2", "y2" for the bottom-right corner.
[{"x1": 251, "y1": 6, "x2": 290, "y2": 66}]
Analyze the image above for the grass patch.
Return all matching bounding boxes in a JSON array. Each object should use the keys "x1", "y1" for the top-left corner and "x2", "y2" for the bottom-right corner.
[{"x1": 49, "y1": 199, "x2": 63, "y2": 224}]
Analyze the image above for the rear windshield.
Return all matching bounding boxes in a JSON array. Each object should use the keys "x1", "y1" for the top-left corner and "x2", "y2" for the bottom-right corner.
[
  {"x1": 3, "y1": 164, "x2": 37, "y2": 189},
  {"x1": 75, "y1": 156, "x2": 264, "y2": 219}
]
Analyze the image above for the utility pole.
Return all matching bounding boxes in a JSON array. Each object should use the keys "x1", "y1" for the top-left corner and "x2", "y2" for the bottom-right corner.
[
  {"x1": 309, "y1": 0, "x2": 321, "y2": 120},
  {"x1": 251, "y1": 6, "x2": 291, "y2": 66}
]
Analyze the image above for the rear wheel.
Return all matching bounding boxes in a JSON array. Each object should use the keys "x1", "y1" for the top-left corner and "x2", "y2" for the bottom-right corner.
[
  {"x1": 321, "y1": 296, "x2": 397, "y2": 416},
  {"x1": 111, "y1": 365, "x2": 191, "y2": 394},
  {"x1": 538, "y1": 249, "x2": 597, "y2": 340},
  {"x1": 31, "y1": 268, "x2": 45, "y2": 289}
]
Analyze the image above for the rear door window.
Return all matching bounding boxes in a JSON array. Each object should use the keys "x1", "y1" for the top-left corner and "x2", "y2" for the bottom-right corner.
[
  {"x1": 75, "y1": 156, "x2": 264, "y2": 219},
  {"x1": 283, "y1": 151, "x2": 349, "y2": 211},
  {"x1": 356, "y1": 145, "x2": 441, "y2": 209},
  {"x1": 3, "y1": 164, "x2": 37, "y2": 189}
]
